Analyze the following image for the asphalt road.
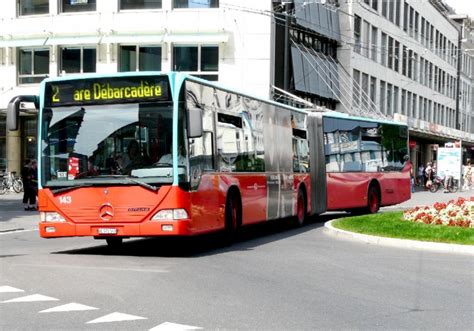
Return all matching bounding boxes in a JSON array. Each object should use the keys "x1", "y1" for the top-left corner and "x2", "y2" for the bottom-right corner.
[{"x1": 0, "y1": 190, "x2": 473, "y2": 330}]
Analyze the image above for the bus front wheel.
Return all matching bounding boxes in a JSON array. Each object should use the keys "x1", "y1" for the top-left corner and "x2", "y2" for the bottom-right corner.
[{"x1": 224, "y1": 192, "x2": 241, "y2": 243}]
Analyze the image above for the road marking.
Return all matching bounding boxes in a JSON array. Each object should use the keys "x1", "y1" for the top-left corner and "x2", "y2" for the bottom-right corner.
[
  {"x1": 150, "y1": 322, "x2": 203, "y2": 330},
  {"x1": 39, "y1": 302, "x2": 99, "y2": 313},
  {"x1": 1, "y1": 294, "x2": 59, "y2": 303},
  {"x1": 14, "y1": 263, "x2": 169, "y2": 273},
  {"x1": 86, "y1": 312, "x2": 147, "y2": 324},
  {"x1": 0, "y1": 286, "x2": 24, "y2": 293},
  {"x1": 0, "y1": 229, "x2": 37, "y2": 235}
]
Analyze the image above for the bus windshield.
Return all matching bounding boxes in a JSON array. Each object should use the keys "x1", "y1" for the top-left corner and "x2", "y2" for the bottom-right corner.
[{"x1": 40, "y1": 101, "x2": 186, "y2": 188}]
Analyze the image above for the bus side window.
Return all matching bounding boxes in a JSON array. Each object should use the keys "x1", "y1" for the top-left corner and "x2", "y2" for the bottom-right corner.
[{"x1": 189, "y1": 131, "x2": 214, "y2": 189}]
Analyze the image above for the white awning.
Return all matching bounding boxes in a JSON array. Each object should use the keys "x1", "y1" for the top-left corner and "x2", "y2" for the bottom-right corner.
[
  {"x1": 45, "y1": 35, "x2": 101, "y2": 46},
  {"x1": 102, "y1": 32, "x2": 228, "y2": 44},
  {"x1": 0, "y1": 38, "x2": 47, "y2": 47},
  {"x1": 102, "y1": 34, "x2": 165, "y2": 44},
  {"x1": 164, "y1": 32, "x2": 229, "y2": 43}
]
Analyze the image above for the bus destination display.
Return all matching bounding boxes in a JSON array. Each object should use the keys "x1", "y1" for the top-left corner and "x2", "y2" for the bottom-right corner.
[{"x1": 44, "y1": 76, "x2": 170, "y2": 107}]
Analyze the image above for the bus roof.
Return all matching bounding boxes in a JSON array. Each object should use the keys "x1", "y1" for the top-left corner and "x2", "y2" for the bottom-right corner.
[{"x1": 40, "y1": 72, "x2": 406, "y2": 127}]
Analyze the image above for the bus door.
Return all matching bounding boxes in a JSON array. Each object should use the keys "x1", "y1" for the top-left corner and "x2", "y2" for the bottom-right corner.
[{"x1": 307, "y1": 113, "x2": 327, "y2": 215}]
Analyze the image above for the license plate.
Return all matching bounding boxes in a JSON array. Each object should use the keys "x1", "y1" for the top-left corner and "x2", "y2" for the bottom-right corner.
[{"x1": 98, "y1": 228, "x2": 117, "y2": 235}]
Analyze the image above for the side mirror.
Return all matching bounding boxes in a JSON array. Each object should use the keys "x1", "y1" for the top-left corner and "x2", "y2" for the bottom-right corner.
[
  {"x1": 7, "y1": 95, "x2": 38, "y2": 131},
  {"x1": 187, "y1": 107, "x2": 203, "y2": 138}
]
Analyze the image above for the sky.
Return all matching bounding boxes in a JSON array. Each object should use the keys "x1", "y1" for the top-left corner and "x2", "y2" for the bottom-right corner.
[{"x1": 443, "y1": 0, "x2": 474, "y2": 16}]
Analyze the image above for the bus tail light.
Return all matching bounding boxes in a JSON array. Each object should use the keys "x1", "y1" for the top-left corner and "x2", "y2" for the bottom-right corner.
[
  {"x1": 41, "y1": 212, "x2": 66, "y2": 223},
  {"x1": 151, "y1": 209, "x2": 189, "y2": 221}
]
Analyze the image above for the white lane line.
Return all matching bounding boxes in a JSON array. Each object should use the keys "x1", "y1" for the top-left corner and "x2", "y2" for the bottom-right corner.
[
  {"x1": 150, "y1": 322, "x2": 203, "y2": 330},
  {"x1": 86, "y1": 312, "x2": 147, "y2": 324},
  {"x1": 0, "y1": 229, "x2": 37, "y2": 235},
  {"x1": 1, "y1": 294, "x2": 59, "y2": 303},
  {"x1": 39, "y1": 302, "x2": 99, "y2": 313},
  {"x1": 0, "y1": 286, "x2": 24, "y2": 293},
  {"x1": 14, "y1": 264, "x2": 169, "y2": 273}
]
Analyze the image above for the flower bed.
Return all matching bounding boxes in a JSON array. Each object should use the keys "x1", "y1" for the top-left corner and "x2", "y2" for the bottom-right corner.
[{"x1": 403, "y1": 197, "x2": 474, "y2": 228}]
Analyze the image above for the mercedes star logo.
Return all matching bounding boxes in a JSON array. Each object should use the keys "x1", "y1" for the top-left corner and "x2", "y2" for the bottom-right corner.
[{"x1": 99, "y1": 203, "x2": 114, "y2": 221}]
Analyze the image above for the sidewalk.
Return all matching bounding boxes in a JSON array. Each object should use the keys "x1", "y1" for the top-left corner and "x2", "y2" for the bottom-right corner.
[
  {"x1": 381, "y1": 186, "x2": 474, "y2": 212},
  {"x1": 0, "y1": 192, "x2": 39, "y2": 233}
]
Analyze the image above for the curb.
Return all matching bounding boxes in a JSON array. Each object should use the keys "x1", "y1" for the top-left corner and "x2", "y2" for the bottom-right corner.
[{"x1": 324, "y1": 220, "x2": 474, "y2": 256}]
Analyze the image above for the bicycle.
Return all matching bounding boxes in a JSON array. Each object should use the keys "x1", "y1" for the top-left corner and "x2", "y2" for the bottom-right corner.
[
  {"x1": 429, "y1": 175, "x2": 458, "y2": 193},
  {"x1": 0, "y1": 172, "x2": 23, "y2": 194}
]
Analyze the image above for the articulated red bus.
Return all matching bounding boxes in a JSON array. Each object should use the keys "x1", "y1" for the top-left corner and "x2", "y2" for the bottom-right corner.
[{"x1": 7, "y1": 72, "x2": 411, "y2": 246}]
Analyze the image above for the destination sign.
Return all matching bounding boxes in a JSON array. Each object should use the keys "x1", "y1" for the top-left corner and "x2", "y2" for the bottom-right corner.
[{"x1": 44, "y1": 76, "x2": 170, "y2": 107}]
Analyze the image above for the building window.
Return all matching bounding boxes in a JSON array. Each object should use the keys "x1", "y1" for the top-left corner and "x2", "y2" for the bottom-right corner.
[
  {"x1": 173, "y1": 0, "x2": 218, "y2": 8},
  {"x1": 381, "y1": 0, "x2": 388, "y2": 18},
  {"x1": 387, "y1": 36, "x2": 394, "y2": 69},
  {"x1": 370, "y1": 76, "x2": 376, "y2": 110},
  {"x1": 353, "y1": 69, "x2": 361, "y2": 107},
  {"x1": 61, "y1": 0, "x2": 96, "y2": 13},
  {"x1": 381, "y1": 32, "x2": 387, "y2": 66},
  {"x1": 379, "y1": 80, "x2": 386, "y2": 114},
  {"x1": 120, "y1": 0, "x2": 162, "y2": 10},
  {"x1": 19, "y1": 0, "x2": 48, "y2": 15},
  {"x1": 371, "y1": 0, "x2": 378, "y2": 11},
  {"x1": 371, "y1": 26, "x2": 377, "y2": 62},
  {"x1": 393, "y1": 40, "x2": 400, "y2": 72},
  {"x1": 173, "y1": 45, "x2": 218, "y2": 81},
  {"x1": 18, "y1": 48, "x2": 49, "y2": 84},
  {"x1": 363, "y1": 20, "x2": 370, "y2": 57},
  {"x1": 0, "y1": 118, "x2": 5, "y2": 171},
  {"x1": 354, "y1": 15, "x2": 362, "y2": 54},
  {"x1": 60, "y1": 47, "x2": 96, "y2": 74},
  {"x1": 119, "y1": 45, "x2": 162, "y2": 72}
]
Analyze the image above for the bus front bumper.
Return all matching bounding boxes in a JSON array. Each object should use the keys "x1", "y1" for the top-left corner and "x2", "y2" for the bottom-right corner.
[{"x1": 39, "y1": 220, "x2": 193, "y2": 238}]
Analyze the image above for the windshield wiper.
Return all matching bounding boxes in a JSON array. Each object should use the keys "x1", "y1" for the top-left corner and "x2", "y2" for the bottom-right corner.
[
  {"x1": 50, "y1": 183, "x2": 96, "y2": 194},
  {"x1": 126, "y1": 177, "x2": 158, "y2": 192}
]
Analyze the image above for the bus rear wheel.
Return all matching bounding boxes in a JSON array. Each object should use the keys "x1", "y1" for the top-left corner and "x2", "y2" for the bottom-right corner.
[
  {"x1": 367, "y1": 186, "x2": 380, "y2": 214},
  {"x1": 295, "y1": 188, "x2": 307, "y2": 226}
]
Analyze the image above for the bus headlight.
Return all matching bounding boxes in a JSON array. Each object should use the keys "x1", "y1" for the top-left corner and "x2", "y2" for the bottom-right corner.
[
  {"x1": 151, "y1": 209, "x2": 189, "y2": 221},
  {"x1": 41, "y1": 212, "x2": 66, "y2": 223}
]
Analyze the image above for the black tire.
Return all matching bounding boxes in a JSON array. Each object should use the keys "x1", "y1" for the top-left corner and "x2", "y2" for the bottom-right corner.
[
  {"x1": 366, "y1": 185, "x2": 380, "y2": 214},
  {"x1": 448, "y1": 180, "x2": 458, "y2": 193},
  {"x1": 429, "y1": 182, "x2": 439, "y2": 193},
  {"x1": 224, "y1": 192, "x2": 241, "y2": 244},
  {"x1": 13, "y1": 180, "x2": 22, "y2": 193},
  {"x1": 106, "y1": 237, "x2": 123, "y2": 248},
  {"x1": 295, "y1": 188, "x2": 307, "y2": 227}
]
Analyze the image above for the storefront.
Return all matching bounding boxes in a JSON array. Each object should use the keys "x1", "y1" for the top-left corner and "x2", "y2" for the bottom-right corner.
[{"x1": 0, "y1": 110, "x2": 37, "y2": 173}]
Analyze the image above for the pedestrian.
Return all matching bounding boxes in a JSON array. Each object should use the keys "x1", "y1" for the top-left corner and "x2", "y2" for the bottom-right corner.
[
  {"x1": 417, "y1": 164, "x2": 424, "y2": 187},
  {"x1": 463, "y1": 159, "x2": 472, "y2": 190},
  {"x1": 21, "y1": 159, "x2": 31, "y2": 210},
  {"x1": 425, "y1": 162, "x2": 433, "y2": 189},
  {"x1": 410, "y1": 166, "x2": 415, "y2": 193},
  {"x1": 25, "y1": 160, "x2": 38, "y2": 211}
]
